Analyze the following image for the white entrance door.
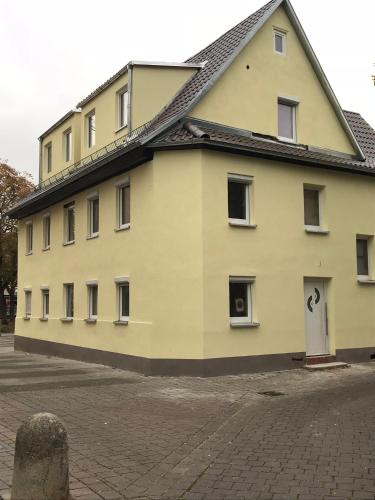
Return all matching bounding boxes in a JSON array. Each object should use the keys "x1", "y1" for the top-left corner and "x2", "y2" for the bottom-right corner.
[{"x1": 304, "y1": 280, "x2": 328, "y2": 356}]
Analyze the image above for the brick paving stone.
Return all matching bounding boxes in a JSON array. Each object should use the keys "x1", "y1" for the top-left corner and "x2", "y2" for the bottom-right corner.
[{"x1": 0, "y1": 347, "x2": 375, "y2": 498}]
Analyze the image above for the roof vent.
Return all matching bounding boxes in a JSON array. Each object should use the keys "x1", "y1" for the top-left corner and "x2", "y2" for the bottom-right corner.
[{"x1": 184, "y1": 122, "x2": 210, "y2": 140}]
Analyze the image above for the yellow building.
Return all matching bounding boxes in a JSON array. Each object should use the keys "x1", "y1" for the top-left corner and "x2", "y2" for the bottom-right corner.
[{"x1": 8, "y1": 0, "x2": 375, "y2": 375}]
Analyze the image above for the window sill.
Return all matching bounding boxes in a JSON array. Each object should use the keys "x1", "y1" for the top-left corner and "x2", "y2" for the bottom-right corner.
[
  {"x1": 25, "y1": 252, "x2": 33, "y2": 256},
  {"x1": 115, "y1": 124, "x2": 128, "y2": 134},
  {"x1": 229, "y1": 221, "x2": 257, "y2": 229},
  {"x1": 84, "y1": 318, "x2": 97, "y2": 324},
  {"x1": 63, "y1": 241, "x2": 75, "y2": 247},
  {"x1": 114, "y1": 224, "x2": 130, "y2": 232},
  {"x1": 277, "y1": 136, "x2": 297, "y2": 145},
  {"x1": 304, "y1": 227, "x2": 330, "y2": 235},
  {"x1": 230, "y1": 322, "x2": 260, "y2": 329},
  {"x1": 60, "y1": 318, "x2": 73, "y2": 323},
  {"x1": 23, "y1": 316, "x2": 31, "y2": 321},
  {"x1": 39, "y1": 317, "x2": 48, "y2": 322},
  {"x1": 86, "y1": 234, "x2": 99, "y2": 240},
  {"x1": 113, "y1": 320, "x2": 129, "y2": 326},
  {"x1": 357, "y1": 278, "x2": 375, "y2": 285},
  {"x1": 42, "y1": 247, "x2": 50, "y2": 252}
]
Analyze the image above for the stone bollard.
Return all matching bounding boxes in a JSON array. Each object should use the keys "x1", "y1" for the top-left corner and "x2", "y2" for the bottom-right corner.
[{"x1": 11, "y1": 413, "x2": 70, "y2": 500}]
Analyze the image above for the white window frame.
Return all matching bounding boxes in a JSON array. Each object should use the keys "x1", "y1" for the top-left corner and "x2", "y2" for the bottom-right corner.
[
  {"x1": 45, "y1": 142, "x2": 52, "y2": 173},
  {"x1": 303, "y1": 187, "x2": 321, "y2": 231},
  {"x1": 42, "y1": 214, "x2": 51, "y2": 250},
  {"x1": 63, "y1": 283, "x2": 74, "y2": 319},
  {"x1": 356, "y1": 236, "x2": 371, "y2": 281},
  {"x1": 41, "y1": 287, "x2": 49, "y2": 319},
  {"x1": 229, "y1": 277, "x2": 254, "y2": 325},
  {"x1": 25, "y1": 221, "x2": 33, "y2": 255},
  {"x1": 273, "y1": 29, "x2": 286, "y2": 55},
  {"x1": 86, "y1": 281, "x2": 98, "y2": 320},
  {"x1": 87, "y1": 193, "x2": 99, "y2": 238},
  {"x1": 116, "y1": 179, "x2": 130, "y2": 230},
  {"x1": 86, "y1": 110, "x2": 96, "y2": 148},
  {"x1": 228, "y1": 174, "x2": 252, "y2": 226},
  {"x1": 63, "y1": 129, "x2": 72, "y2": 162},
  {"x1": 114, "y1": 277, "x2": 129, "y2": 322},
  {"x1": 24, "y1": 289, "x2": 32, "y2": 319},
  {"x1": 278, "y1": 98, "x2": 297, "y2": 143},
  {"x1": 117, "y1": 88, "x2": 129, "y2": 130},
  {"x1": 64, "y1": 202, "x2": 75, "y2": 244}
]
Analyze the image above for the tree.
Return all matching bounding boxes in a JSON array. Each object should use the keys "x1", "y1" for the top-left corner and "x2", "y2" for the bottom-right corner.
[{"x1": 0, "y1": 162, "x2": 34, "y2": 323}]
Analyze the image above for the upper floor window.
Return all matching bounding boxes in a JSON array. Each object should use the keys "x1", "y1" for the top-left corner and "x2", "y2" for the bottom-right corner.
[
  {"x1": 116, "y1": 181, "x2": 130, "y2": 229},
  {"x1": 64, "y1": 202, "x2": 75, "y2": 244},
  {"x1": 87, "y1": 111, "x2": 96, "y2": 148},
  {"x1": 42, "y1": 215, "x2": 51, "y2": 250},
  {"x1": 45, "y1": 143, "x2": 52, "y2": 173},
  {"x1": 88, "y1": 194, "x2": 99, "y2": 238},
  {"x1": 64, "y1": 129, "x2": 72, "y2": 162},
  {"x1": 304, "y1": 188, "x2": 320, "y2": 228},
  {"x1": 274, "y1": 29, "x2": 286, "y2": 55},
  {"x1": 117, "y1": 89, "x2": 129, "y2": 129},
  {"x1": 278, "y1": 99, "x2": 297, "y2": 142},
  {"x1": 228, "y1": 175, "x2": 252, "y2": 226},
  {"x1": 26, "y1": 221, "x2": 33, "y2": 255}
]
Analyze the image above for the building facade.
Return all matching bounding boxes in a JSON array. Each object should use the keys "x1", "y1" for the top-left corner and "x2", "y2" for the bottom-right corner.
[{"x1": 8, "y1": 0, "x2": 375, "y2": 375}]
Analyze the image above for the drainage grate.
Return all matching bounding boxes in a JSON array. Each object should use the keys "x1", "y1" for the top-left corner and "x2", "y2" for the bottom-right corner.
[{"x1": 257, "y1": 390, "x2": 285, "y2": 397}]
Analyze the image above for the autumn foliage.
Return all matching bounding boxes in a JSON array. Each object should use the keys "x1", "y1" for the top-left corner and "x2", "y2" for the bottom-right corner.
[{"x1": 0, "y1": 162, "x2": 34, "y2": 323}]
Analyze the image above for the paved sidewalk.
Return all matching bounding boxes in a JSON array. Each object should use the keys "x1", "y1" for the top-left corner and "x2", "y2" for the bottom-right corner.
[{"x1": 0, "y1": 345, "x2": 375, "y2": 499}]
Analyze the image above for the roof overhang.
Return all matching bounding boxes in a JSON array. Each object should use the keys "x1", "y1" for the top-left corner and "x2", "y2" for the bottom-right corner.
[{"x1": 7, "y1": 146, "x2": 153, "y2": 219}]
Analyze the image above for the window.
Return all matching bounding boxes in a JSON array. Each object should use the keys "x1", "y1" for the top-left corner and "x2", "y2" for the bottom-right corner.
[
  {"x1": 87, "y1": 111, "x2": 96, "y2": 148},
  {"x1": 64, "y1": 284, "x2": 74, "y2": 319},
  {"x1": 278, "y1": 100, "x2": 296, "y2": 142},
  {"x1": 117, "y1": 182, "x2": 130, "y2": 228},
  {"x1": 45, "y1": 143, "x2": 52, "y2": 173},
  {"x1": 41, "y1": 289, "x2": 49, "y2": 319},
  {"x1": 229, "y1": 278, "x2": 254, "y2": 325},
  {"x1": 63, "y1": 129, "x2": 72, "y2": 162},
  {"x1": 228, "y1": 175, "x2": 251, "y2": 225},
  {"x1": 24, "y1": 290, "x2": 32, "y2": 319},
  {"x1": 274, "y1": 29, "x2": 286, "y2": 54},
  {"x1": 88, "y1": 195, "x2": 99, "y2": 237},
  {"x1": 304, "y1": 188, "x2": 320, "y2": 227},
  {"x1": 26, "y1": 221, "x2": 33, "y2": 254},
  {"x1": 87, "y1": 283, "x2": 98, "y2": 320},
  {"x1": 117, "y1": 89, "x2": 128, "y2": 129},
  {"x1": 357, "y1": 238, "x2": 370, "y2": 278},
  {"x1": 116, "y1": 280, "x2": 129, "y2": 322},
  {"x1": 64, "y1": 202, "x2": 75, "y2": 244},
  {"x1": 42, "y1": 215, "x2": 51, "y2": 250}
]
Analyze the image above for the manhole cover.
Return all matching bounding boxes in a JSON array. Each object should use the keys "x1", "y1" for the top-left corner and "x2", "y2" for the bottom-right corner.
[{"x1": 257, "y1": 391, "x2": 285, "y2": 397}]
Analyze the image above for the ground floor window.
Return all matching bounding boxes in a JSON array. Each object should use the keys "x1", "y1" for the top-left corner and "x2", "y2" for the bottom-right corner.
[
  {"x1": 24, "y1": 290, "x2": 32, "y2": 319},
  {"x1": 64, "y1": 283, "x2": 74, "y2": 319},
  {"x1": 117, "y1": 281, "x2": 129, "y2": 322},
  {"x1": 87, "y1": 284, "x2": 98, "y2": 320},
  {"x1": 229, "y1": 277, "x2": 253, "y2": 325},
  {"x1": 41, "y1": 289, "x2": 49, "y2": 319}
]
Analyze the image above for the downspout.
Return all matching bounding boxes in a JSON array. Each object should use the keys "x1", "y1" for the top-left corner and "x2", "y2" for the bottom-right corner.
[{"x1": 128, "y1": 63, "x2": 133, "y2": 133}]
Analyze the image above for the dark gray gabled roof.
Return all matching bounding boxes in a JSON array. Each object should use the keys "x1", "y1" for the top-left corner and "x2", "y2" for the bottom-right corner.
[
  {"x1": 139, "y1": 0, "x2": 364, "y2": 160},
  {"x1": 150, "y1": 114, "x2": 375, "y2": 174}
]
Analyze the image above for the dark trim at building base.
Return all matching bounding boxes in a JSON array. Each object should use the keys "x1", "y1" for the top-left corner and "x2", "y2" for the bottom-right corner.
[
  {"x1": 14, "y1": 336, "x2": 375, "y2": 376},
  {"x1": 15, "y1": 336, "x2": 306, "y2": 376}
]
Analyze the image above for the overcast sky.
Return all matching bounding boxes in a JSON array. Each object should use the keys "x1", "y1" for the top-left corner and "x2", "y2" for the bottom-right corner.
[{"x1": 0, "y1": 0, "x2": 374, "y2": 181}]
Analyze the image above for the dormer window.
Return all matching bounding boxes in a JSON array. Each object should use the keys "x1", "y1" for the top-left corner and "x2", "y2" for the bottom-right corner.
[
  {"x1": 274, "y1": 29, "x2": 286, "y2": 55},
  {"x1": 117, "y1": 88, "x2": 129, "y2": 129}
]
